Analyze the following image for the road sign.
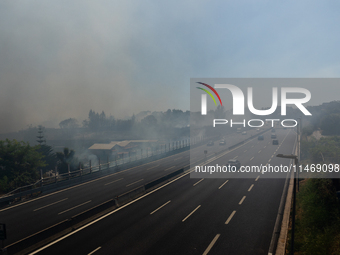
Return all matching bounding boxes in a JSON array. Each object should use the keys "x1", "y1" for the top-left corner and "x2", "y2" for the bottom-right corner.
[{"x1": 0, "y1": 224, "x2": 6, "y2": 240}]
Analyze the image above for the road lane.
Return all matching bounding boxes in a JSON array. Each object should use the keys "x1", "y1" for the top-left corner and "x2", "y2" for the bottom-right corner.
[{"x1": 29, "y1": 128, "x2": 296, "y2": 255}]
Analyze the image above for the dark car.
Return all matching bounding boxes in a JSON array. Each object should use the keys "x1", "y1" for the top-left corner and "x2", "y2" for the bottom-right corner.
[
  {"x1": 271, "y1": 134, "x2": 277, "y2": 139},
  {"x1": 258, "y1": 135, "x2": 264, "y2": 140},
  {"x1": 219, "y1": 140, "x2": 226, "y2": 145},
  {"x1": 272, "y1": 139, "x2": 279, "y2": 145},
  {"x1": 207, "y1": 141, "x2": 214, "y2": 146},
  {"x1": 227, "y1": 159, "x2": 241, "y2": 170},
  {"x1": 271, "y1": 128, "x2": 275, "y2": 133}
]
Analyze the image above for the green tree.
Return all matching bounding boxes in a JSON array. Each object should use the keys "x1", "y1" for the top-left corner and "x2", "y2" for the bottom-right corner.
[
  {"x1": 0, "y1": 139, "x2": 45, "y2": 193},
  {"x1": 36, "y1": 144, "x2": 57, "y2": 173}
]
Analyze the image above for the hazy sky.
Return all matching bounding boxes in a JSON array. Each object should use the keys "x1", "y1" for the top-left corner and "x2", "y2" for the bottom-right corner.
[{"x1": 1, "y1": 0, "x2": 340, "y2": 133}]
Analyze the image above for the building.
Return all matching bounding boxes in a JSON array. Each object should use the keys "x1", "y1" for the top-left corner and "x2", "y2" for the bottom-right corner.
[{"x1": 88, "y1": 140, "x2": 159, "y2": 161}]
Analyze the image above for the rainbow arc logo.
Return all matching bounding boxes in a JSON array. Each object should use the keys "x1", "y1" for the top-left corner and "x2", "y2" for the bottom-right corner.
[
  {"x1": 196, "y1": 82, "x2": 223, "y2": 106},
  {"x1": 196, "y1": 82, "x2": 222, "y2": 115}
]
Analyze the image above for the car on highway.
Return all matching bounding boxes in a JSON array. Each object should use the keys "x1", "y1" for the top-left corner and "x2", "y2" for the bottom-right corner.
[
  {"x1": 207, "y1": 141, "x2": 214, "y2": 146},
  {"x1": 271, "y1": 128, "x2": 275, "y2": 133},
  {"x1": 272, "y1": 139, "x2": 279, "y2": 145},
  {"x1": 242, "y1": 131, "x2": 247, "y2": 135},
  {"x1": 219, "y1": 139, "x2": 226, "y2": 145},
  {"x1": 227, "y1": 159, "x2": 241, "y2": 170},
  {"x1": 258, "y1": 135, "x2": 264, "y2": 140},
  {"x1": 271, "y1": 134, "x2": 277, "y2": 139}
]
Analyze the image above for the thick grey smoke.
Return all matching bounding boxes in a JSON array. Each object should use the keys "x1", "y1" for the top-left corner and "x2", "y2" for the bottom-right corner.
[
  {"x1": 1, "y1": 1, "x2": 340, "y2": 133},
  {"x1": 0, "y1": 1, "x2": 199, "y2": 133}
]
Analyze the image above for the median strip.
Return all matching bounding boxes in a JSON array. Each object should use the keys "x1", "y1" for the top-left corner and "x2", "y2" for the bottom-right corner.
[{"x1": 150, "y1": 200, "x2": 171, "y2": 215}]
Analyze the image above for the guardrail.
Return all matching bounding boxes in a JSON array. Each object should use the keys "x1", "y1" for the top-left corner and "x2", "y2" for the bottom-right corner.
[
  {"x1": 0, "y1": 138, "x2": 201, "y2": 204},
  {"x1": 3, "y1": 128, "x2": 274, "y2": 254},
  {"x1": 3, "y1": 167, "x2": 186, "y2": 255}
]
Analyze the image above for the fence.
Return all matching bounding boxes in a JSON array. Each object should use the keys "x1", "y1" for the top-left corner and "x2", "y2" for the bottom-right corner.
[{"x1": 0, "y1": 135, "x2": 210, "y2": 201}]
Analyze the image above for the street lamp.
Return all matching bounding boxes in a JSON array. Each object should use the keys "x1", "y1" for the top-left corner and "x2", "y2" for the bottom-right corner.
[{"x1": 276, "y1": 153, "x2": 298, "y2": 255}]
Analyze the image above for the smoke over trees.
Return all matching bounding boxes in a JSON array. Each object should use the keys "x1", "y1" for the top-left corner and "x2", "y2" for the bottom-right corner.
[{"x1": 0, "y1": 139, "x2": 45, "y2": 193}]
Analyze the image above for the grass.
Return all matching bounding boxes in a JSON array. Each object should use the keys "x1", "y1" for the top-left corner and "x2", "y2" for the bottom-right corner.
[{"x1": 290, "y1": 179, "x2": 340, "y2": 255}]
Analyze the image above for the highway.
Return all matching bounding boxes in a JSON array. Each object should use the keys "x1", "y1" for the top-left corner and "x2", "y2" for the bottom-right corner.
[
  {"x1": 28, "y1": 128, "x2": 297, "y2": 255},
  {"x1": 0, "y1": 128, "x2": 262, "y2": 247}
]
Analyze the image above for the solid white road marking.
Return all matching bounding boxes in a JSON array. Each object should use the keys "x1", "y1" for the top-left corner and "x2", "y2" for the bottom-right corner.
[
  {"x1": 203, "y1": 234, "x2": 220, "y2": 255},
  {"x1": 33, "y1": 198, "x2": 68, "y2": 211},
  {"x1": 248, "y1": 184, "x2": 254, "y2": 192},
  {"x1": 239, "y1": 196, "x2": 246, "y2": 205},
  {"x1": 225, "y1": 210, "x2": 236, "y2": 224},
  {"x1": 193, "y1": 178, "x2": 204, "y2": 186},
  {"x1": 164, "y1": 166, "x2": 175, "y2": 171},
  {"x1": 88, "y1": 247, "x2": 101, "y2": 255},
  {"x1": 28, "y1": 131, "x2": 273, "y2": 254},
  {"x1": 182, "y1": 205, "x2": 201, "y2": 222},
  {"x1": 126, "y1": 179, "x2": 144, "y2": 187},
  {"x1": 218, "y1": 180, "x2": 229, "y2": 189},
  {"x1": 150, "y1": 200, "x2": 171, "y2": 215},
  {"x1": 104, "y1": 178, "x2": 123, "y2": 186},
  {"x1": 29, "y1": 171, "x2": 193, "y2": 255},
  {"x1": 58, "y1": 200, "x2": 91, "y2": 215}
]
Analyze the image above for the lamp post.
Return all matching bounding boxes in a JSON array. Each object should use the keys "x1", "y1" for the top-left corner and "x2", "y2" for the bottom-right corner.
[{"x1": 277, "y1": 153, "x2": 298, "y2": 255}]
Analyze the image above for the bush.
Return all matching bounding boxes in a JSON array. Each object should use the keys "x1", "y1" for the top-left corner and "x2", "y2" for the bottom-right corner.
[{"x1": 295, "y1": 179, "x2": 340, "y2": 255}]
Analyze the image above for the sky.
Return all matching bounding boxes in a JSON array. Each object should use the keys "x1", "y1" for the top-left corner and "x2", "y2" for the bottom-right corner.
[{"x1": 1, "y1": 0, "x2": 340, "y2": 133}]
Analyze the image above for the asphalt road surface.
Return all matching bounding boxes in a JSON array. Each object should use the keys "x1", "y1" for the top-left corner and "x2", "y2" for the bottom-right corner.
[
  {"x1": 0, "y1": 128, "x2": 262, "y2": 246},
  {"x1": 29, "y1": 128, "x2": 296, "y2": 255}
]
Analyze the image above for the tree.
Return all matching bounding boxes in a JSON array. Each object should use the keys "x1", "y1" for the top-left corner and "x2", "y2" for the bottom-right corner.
[
  {"x1": 59, "y1": 118, "x2": 79, "y2": 129},
  {"x1": 141, "y1": 115, "x2": 157, "y2": 126},
  {"x1": 36, "y1": 144, "x2": 57, "y2": 173},
  {"x1": 0, "y1": 139, "x2": 45, "y2": 193},
  {"x1": 56, "y1": 147, "x2": 79, "y2": 174},
  {"x1": 36, "y1": 125, "x2": 46, "y2": 145}
]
